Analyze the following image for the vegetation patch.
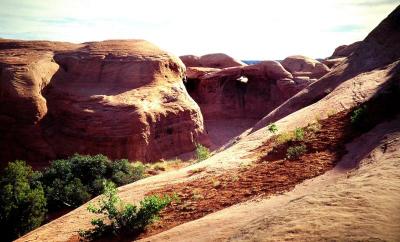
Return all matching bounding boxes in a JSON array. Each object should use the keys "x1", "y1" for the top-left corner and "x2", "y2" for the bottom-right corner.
[
  {"x1": 137, "y1": 84, "x2": 400, "y2": 240},
  {"x1": 79, "y1": 181, "x2": 175, "y2": 241},
  {"x1": 139, "y1": 111, "x2": 353, "y2": 239},
  {"x1": 286, "y1": 144, "x2": 307, "y2": 160},
  {"x1": 0, "y1": 161, "x2": 47, "y2": 241},
  {"x1": 41, "y1": 154, "x2": 145, "y2": 211},
  {"x1": 267, "y1": 123, "x2": 278, "y2": 134},
  {"x1": 195, "y1": 143, "x2": 211, "y2": 162},
  {"x1": 0, "y1": 154, "x2": 146, "y2": 241}
]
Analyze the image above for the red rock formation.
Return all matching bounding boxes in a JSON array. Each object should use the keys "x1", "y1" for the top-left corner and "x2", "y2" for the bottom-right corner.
[
  {"x1": 322, "y1": 41, "x2": 362, "y2": 68},
  {"x1": 180, "y1": 55, "x2": 202, "y2": 67},
  {"x1": 0, "y1": 39, "x2": 207, "y2": 166},
  {"x1": 281, "y1": 55, "x2": 330, "y2": 79},
  {"x1": 199, "y1": 53, "x2": 247, "y2": 68},
  {"x1": 184, "y1": 61, "x2": 307, "y2": 119},
  {"x1": 186, "y1": 67, "x2": 220, "y2": 79},
  {"x1": 322, "y1": 57, "x2": 346, "y2": 69},
  {"x1": 330, "y1": 41, "x2": 361, "y2": 58},
  {"x1": 254, "y1": 5, "x2": 400, "y2": 130}
]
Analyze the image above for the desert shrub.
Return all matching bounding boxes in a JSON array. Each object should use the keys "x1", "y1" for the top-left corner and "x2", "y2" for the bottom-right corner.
[
  {"x1": 41, "y1": 154, "x2": 145, "y2": 210},
  {"x1": 267, "y1": 123, "x2": 278, "y2": 134},
  {"x1": 294, "y1": 128, "x2": 305, "y2": 141},
  {"x1": 350, "y1": 106, "x2": 368, "y2": 129},
  {"x1": 0, "y1": 161, "x2": 47, "y2": 241},
  {"x1": 79, "y1": 181, "x2": 174, "y2": 240},
  {"x1": 276, "y1": 127, "x2": 305, "y2": 144},
  {"x1": 286, "y1": 145, "x2": 307, "y2": 160},
  {"x1": 276, "y1": 132, "x2": 294, "y2": 144},
  {"x1": 195, "y1": 144, "x2": 210, "y2": 162},
  {"x1": 109, "y1": 159, "x2": 145, "y2": 185}
]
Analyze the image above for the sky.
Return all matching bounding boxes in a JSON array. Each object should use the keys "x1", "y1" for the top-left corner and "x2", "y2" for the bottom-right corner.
[{"x1": 0, "y1": 0, "x2": 398, "y2": 60}]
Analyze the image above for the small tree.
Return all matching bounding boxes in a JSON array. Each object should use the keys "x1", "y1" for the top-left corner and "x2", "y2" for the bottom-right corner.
[
  {"x1": 41, "y1": 154, "x2": 145, "y2": 210},
  {"x1": 80, "y1": 181, "x2": 174, "y2": 240},
  {"x1": 0, "y1": 160, "x2": 47, "y2": 241}
]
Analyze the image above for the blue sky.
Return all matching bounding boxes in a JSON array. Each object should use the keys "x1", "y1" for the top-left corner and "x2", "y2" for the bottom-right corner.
[{"x1": 0, "y1": 0, "x2": 398, "y2": 59}]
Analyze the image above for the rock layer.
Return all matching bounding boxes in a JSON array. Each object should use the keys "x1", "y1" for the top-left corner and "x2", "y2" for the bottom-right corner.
[{"x1": 0, "y1": 39, "x2": 207, "y2": 166}]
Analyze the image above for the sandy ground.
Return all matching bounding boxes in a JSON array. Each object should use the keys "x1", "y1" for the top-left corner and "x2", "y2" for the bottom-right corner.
[
  {"x1": 139, "y1": 117, "x2": 400, "y2": 242},
  {"x1": 205, "y1": 118, "x2": 258, "y2": 150}
]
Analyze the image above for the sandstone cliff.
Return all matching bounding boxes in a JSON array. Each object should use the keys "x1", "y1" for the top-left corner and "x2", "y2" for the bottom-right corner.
[{"x1": 0, "y1": 39, "x2": 207, "y2": 166}]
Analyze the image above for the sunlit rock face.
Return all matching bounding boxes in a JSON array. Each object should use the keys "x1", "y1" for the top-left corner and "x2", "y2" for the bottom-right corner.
[
  {"x1": 180, "y1": 53, "x2": 246, "y2": 69},
  {"x1": 0, "y1": 39, "x2": 207, "y2": 166},
  {"x1": 184, "y1": 60, "x2": 314, "y2": 119}
]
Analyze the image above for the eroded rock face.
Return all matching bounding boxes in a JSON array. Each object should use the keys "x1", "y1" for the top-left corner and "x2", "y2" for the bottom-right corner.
[
  {"x1": 0, "y1": 39, "x2": 207, "y2": 166},
  {"x1": 330, "y1": 41, "x2": 361, "y2": 58},
  {"x1": 184, "y1": 61, "x2": 309, "y2": 119},
  {"x1": 253, "y1": 5, "x2": 400, "y2": 130}
]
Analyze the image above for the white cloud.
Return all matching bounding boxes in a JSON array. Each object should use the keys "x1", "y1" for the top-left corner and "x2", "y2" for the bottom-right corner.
[{"x1": 0, "y1": 0, "x2": 398, "y2": 59}]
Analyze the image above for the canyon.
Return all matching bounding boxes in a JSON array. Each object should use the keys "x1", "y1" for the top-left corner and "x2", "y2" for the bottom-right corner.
[{"x1": 1, "y1": 4, "x2": 400, "y2": 242}]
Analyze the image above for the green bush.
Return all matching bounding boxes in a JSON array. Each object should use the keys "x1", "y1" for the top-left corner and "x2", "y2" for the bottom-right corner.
[
  {"x1": 294, "y1": 128, "x2": 305, "y2": 141},
  {"x1": 350, "y1": 106, "x2": 368, "y2": 130},
  {"x1": 110, "y1": 159, "x2": 145, "y2": 185},
  {"x1": 0, "y1": 161, "x2": 47, "y2": 241},
  {"x1": 267, "y1": 123, "x2": 278, "y2": 134},
  {"x1": 286, "y1": 145, "x2": 307, "y2": 160},
  {"x1": 195, "y1": 144, "x2": 210, "y2": 162},
  {"x1": 41, "y1": 154, "x2": 145, "y2": 210},
  {"x1": 79, "y1": 181, "x2": 174, "y2": 240}
]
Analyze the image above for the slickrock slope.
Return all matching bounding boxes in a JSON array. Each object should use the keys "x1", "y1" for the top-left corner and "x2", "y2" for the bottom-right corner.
[
  {"x1": 323, "y1": 41, "x2": 362, "y2": 68},
  {"x1": 14, "y1": 6, "x2": 400, "y2": 242},
  {"x1": 254, "y1": 5, "x2": 400, "y2": 131},
  {"x1": 330, "y1": 41, "x2": 362, "y2": 58},
  {"x1": 0, "y1": 39, "x2": 207, "y2": 166}
]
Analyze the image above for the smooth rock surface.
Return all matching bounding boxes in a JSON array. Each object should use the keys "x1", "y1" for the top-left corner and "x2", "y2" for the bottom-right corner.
[{"x1": 0, "y1": 39, "x2": 207, "y2": 166}]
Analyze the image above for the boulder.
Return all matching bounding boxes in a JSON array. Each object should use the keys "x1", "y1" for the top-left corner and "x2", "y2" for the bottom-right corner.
[
  {"x1": 199, "y1": 53, "x2": 247, "y2": 68},
  {"x1": 244, "y1": 61, "x2": 293, "y2": 80},
  {"x1": 0, "y1": 39, "x2": 207, "y2": 166},
  {"x1": 281, "y1": 55, "x2": 330, "y2": 79},
  {"x1": 180, "y1": 55, "x2": 201, "y2": 67}
]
